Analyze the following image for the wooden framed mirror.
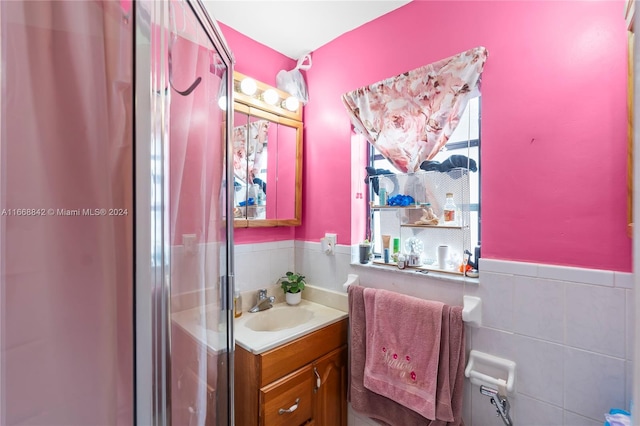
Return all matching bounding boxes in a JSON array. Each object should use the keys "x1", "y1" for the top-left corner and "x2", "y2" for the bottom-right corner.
[{"x1": 232, "y1": 71, "x2": 302, "y2": 227}]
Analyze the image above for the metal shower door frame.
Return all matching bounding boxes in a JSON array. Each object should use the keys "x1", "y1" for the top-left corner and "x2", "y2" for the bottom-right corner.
[{"x1": 134, "y1": 1, "x2": 235, "y2": 424}]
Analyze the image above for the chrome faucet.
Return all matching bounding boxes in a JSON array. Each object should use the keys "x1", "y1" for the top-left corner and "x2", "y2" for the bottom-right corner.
[{"x1": 249, "y1": 289, "x2": 275, "y2": 313}]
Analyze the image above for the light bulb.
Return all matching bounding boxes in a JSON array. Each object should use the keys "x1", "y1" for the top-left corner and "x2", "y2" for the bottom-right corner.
[
  {"x1": 262, "y1": 89, "x2": 279, "y2": 105},
  {"x1": 217, "y1": 95, "x2": 227, "y2": 111},
  {"x1": 240, "y1": 78, "x2": 257, "y2": 96},
  {"x1": 284, "y1": 96, "x2": 299, "y2": 112}
]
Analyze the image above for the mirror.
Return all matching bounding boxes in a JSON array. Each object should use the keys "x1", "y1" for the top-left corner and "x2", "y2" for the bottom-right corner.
[{"x1": 232, "y1": 71, "x2": 302, "y2": 227}]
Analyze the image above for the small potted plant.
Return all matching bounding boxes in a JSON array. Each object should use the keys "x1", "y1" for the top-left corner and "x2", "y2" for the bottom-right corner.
[{"x1": 280, "y1": 271, "x2": 306, "y2": 305}]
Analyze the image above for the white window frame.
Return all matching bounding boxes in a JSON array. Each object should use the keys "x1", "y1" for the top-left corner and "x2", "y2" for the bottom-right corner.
[{"x1": 366, "y1": 97, "x2": 481, "y2": 259}]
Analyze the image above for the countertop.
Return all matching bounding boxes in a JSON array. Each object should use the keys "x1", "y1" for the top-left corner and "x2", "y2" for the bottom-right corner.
[
  {"x1": 171, "y1": 287, "x2": 349, "y2": 355},
  {"x1": 171, "y1": 304, "x2": 227, "y2": 353}
]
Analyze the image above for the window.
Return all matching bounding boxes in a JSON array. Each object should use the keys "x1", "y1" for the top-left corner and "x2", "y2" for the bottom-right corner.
[{"x1": 367, "y1": 97, "x2": 481, "y2": 259}]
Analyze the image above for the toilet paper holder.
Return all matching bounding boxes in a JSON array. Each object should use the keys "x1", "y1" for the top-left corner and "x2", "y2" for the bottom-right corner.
[{"x1": 464, "y1": 350, "x2": 516, "y2": 394}]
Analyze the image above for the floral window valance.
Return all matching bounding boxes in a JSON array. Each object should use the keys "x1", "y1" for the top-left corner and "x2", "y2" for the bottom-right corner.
[{"x1": 342, "y1": 46, "x2": 488, "y2": 173}]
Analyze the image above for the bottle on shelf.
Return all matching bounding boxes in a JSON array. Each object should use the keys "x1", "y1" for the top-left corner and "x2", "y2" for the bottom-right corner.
[
  {"x1": 256, "y1": 187, "x2": 264, "y2": 205},
  {"x1": 379, "y1": 188, "x2": 387, "y2": 206},
  {"x1": 443, "y1": 192, "x2": 456, "y2": 225},
  {"x1": 234, "y1": 289, "x2": 243, "y2": 318},
  {"x1": 397, "y1": 254, "x2": 406, "y2": 270}
]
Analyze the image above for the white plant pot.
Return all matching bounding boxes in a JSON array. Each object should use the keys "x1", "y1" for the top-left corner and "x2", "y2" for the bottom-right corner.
[{"x1": 285, "y1": 292, "x2": 302, "y2": 305}]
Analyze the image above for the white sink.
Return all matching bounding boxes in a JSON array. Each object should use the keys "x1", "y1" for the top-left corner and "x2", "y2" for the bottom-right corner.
[
  {"x1": 244, "y1": 305, "x2": 314, "y2": 332},
  {"x1": 234, "y1": 300, "x2": 348, "y2": 354}
]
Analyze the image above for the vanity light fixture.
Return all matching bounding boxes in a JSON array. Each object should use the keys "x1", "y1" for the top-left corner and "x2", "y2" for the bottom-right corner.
[
  {"x1": 283, "y1": 96, "x2": 300, "y2": 112},
  {"x1": 218, "y1": 95, "x2": 227, "y2": 111},
  {"x1": 262, "y1": 89, "x2": 279, "y2": 105},
  {"x1": 232, "y1": 71, "x2": 302, "y2": 120},
  {"x1": 240, "y1": 77, "x2": 257, "y2": 96}
]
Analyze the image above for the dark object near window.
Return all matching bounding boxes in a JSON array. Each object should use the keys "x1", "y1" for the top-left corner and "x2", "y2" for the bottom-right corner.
[{"x1": 419, "y1": 155, "x2": 477, "y2": 173}]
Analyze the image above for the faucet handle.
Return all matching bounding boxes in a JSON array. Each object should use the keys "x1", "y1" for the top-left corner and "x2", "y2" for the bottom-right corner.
[{"x1": 258, "y1": 288, "x2": 267, "y2": 299}]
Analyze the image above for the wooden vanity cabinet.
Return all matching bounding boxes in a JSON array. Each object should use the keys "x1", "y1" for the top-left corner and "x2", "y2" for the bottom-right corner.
[
  {"x1": 171, "y1": 323, "x2": 219, "y2": 426},
  {"x1": 260, "y1": 364, "x2": 315, "y2": 425},
  {"x1": 234, "y1": 319, "x2": 348, "y2": 426},
  {"x1": 312, "y1": 346, "x2": 348, "y2": 426}
]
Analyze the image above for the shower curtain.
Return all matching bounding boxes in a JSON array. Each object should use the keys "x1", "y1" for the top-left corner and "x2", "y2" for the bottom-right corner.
[{"x1": 1, "y1": 1, "x2": 133, "y2": 424}]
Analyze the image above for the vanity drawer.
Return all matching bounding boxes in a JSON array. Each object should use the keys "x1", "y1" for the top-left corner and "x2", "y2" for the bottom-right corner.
[
  {"x1": 260, "y1": 365, "x2": 313, "y2": 426},
  {"x1": 259, "y1": 319, "x2": 348, "y2": 386}
]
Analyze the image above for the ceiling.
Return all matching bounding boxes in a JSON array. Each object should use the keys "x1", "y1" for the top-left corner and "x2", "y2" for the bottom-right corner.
[{"x1": 203, "y1": 1, "x2": 411, "y2": 60}]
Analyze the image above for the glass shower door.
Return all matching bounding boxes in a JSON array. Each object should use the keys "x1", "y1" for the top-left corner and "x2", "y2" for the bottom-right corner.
[{"x1": 136, "y1": 0, "x2": 234, "y2": 424}]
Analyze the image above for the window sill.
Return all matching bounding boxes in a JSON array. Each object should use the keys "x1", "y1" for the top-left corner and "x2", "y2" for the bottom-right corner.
[{"x1": 350, "y1": 261, "x2": 479, "y2": 285}]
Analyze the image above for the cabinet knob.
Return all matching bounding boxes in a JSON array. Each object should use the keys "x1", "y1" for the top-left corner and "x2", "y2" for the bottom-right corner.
[{"x1": 278, "y1": 398, "x2": 300, "y2": 415}]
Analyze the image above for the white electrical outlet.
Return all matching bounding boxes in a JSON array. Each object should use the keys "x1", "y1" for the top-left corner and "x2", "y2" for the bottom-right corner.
[{"x1": 321, "y1": 233, "x2": 337, "y2": 255}]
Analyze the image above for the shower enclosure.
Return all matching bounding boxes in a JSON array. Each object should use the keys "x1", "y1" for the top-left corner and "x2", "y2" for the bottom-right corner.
[{"x1": 0, "y1": 1, "x2": 234, "y2": 425}]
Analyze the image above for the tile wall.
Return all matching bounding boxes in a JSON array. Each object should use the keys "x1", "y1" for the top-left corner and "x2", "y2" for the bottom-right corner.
[
  {"x1": 170, "y1": 240, "x2": 296, "y2": 313},
  {"x1": 233, "y1": 240, "x2": 296, "y2": 293},
  {"x1": 233, "y1": 240, "x2": 633, "y2": 425}
]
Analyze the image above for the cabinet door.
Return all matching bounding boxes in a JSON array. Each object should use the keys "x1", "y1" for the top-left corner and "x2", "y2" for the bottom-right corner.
[
  {"x1": 260, "y1": 364, "x2": 314, "y2": 426},
  {"x1": 312, "y1": 346, "x2": 347, "y2": 426},
  {"x1": 172, "y1": 368, "x2": 217, "y2": 426}
]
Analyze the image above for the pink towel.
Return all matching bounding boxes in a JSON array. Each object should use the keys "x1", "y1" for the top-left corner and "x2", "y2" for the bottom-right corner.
[
  {"x1": 348, "y1": 285, "x2": 432, "y2": 425},
  {"x1": 348, "y1": 285, "x2": 466, "y2": 426},
  {"x1": 363, "y1": 287, "x2": 445, "y2": 420},
  {"x1": 432, "y1": 305, "x2": 465, "y2": 423}
]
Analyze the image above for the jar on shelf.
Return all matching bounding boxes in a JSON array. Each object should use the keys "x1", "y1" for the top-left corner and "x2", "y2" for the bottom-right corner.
[{"x1": 443, "y1": 192, "x2": 456, "y2": 225}]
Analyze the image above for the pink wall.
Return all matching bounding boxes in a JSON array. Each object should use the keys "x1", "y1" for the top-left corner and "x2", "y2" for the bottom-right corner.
[
  {"x1": 299, "y1": 0, "x2": 630, "y2": 271},
  {"x1": 219, "y1": 23, "x2": 295, "y2": 88},
  {"x1": 219, "y1": 23, "x2": 297, "y2": 243}
]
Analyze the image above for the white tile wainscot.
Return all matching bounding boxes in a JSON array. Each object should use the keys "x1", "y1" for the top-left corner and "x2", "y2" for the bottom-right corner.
[
  {"x1": 293, "y1": 245, "x2": 632, "y2": 425},
  {"x1": 234, "y1": 240, "x2": 295, "y2": 293},
  {"x1": 470, "y1": 259, "x2": 630, "y2": 425},
  {"x1": 231, "y1": 241, "x2": 634, "y2": 425}
]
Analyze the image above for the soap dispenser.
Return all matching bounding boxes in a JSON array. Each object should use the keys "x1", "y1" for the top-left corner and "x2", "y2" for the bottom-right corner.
[{"x1": 234, "y1": 289, "x2": 242, "y2": 318}]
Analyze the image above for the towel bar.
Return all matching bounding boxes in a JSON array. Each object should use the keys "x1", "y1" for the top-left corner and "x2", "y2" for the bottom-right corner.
[
  {"x1": 461, "y1": 295, "x2": 482, "y2": 327},
  {"x1": 342, "y1": 274, "x2": 360, "y2": 291},
  {"x1": 343, "y1": 275, "x2": 482, "y2": 326}
]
